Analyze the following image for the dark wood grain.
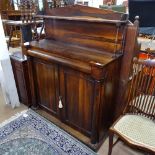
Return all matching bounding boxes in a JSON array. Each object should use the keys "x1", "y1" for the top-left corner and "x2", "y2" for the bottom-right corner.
[
  {"x1": 28, "y1": 39, "x2": 117, "y2": 65},
  {"x1": 25, "y1": 5, "x2": 138, "y2": 144},
  {"x1": 115, "y1": 19, "x2": 139, "y2": 118},
  {"x1": 45, "y1": 19, "x2": 125, "y2": 53},
  {"x1": 10, "y1": 52, "x2": 31, "y2": 106},
  {"x1": 26, "y1": 44, "x2": 123, "y2": 143},
  {"x1": 60, "y1": 67, "x2": 94, "y2": 136},
  {"x1": 41, "y1": 5, "x2": 128, "y2": 54},
  {"x1": 44, "y1": 4, "x2": 128, "y2": 21},
  {"x1": 36, "y1": 15, "x2": 127, "y2": 23},
  {"x1": 27, "y1": 56, "x2": 38, "y2": 109},
  {"x1": 33, "y1": 59, "x2": 59, "y2": 116}
]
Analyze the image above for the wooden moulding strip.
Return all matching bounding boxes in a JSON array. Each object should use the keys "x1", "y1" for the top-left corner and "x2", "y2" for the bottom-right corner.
[
  {"x1": 35, "y1": 15, "x2": 128, "y2": 24},
  {"x1": 27, "y1": 49, "x2": 91, "y2": 74}
]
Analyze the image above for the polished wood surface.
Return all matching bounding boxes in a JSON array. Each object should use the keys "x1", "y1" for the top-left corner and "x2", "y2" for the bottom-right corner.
[
  {"x1": 36, "y1": 14, "x2": 127, "y2": 23},
  {"x1": 28, "y1": 39, "x2": 116, "y2": 65},
  {"x1": 27, "y1": 50, "x2": 122, "y2": 143},
  {"x1": 25, "y1": 5, "x2": 137, "y2": 145},
  {"x1": 115, "y1": 18, "x2": 139, "y2": 118},
  {"x1": 43, "y1": 5, "x2": 128, "y2": 54},
  {"x1": 10, "y1": 52, "x2": 31, "y2": 106},
  {"x1": 45, "y1": 20, "x2": 124, "y2": 53},
  {"x1": 41, "y1": 5, "x2": 128, "y2": 54},
  {"x1": 33, "y1": 59, "x2": 59, "y2": 116},
  {"x1": 44, "y1": 4, "x2": 127, "y2": 20},
  {"x1": 59, "y1": 67, "x2": 94, "y2": 135}
]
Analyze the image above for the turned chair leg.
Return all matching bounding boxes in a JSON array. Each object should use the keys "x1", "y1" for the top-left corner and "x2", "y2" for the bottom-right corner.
[{"x1": 108, "y1": 131, "x2": 114, "y2": 155}]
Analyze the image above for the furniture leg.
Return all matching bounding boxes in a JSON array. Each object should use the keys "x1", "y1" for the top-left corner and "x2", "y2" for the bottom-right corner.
[{"x1": 108, "y1": 131, "x2": 114, "y2": 155}]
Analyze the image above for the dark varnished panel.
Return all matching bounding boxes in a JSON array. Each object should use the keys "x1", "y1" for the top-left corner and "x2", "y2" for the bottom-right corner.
[
  {"x1": 26, "y1": 47, "x2": 123, "y2": 143},
  {"x1": 45, "y1": 19, "x2": 125, "y2": 53},
  {"x1": 29, "y1": 40, "x2": 115, "y2": 65},
  {"x1": 10, "y1": 55, "x2": 31, "y2": 106},
  {"x1": 98, "y1": 57, "x2": 122, "y2": 137},
  {"x1": 33, "y1": 59, "x2": 59, "y2": 115},
  {"x1": 25, "y1": 5, "x2": 138, "y2": 144},
  {"x1": 15, "y1": 69, "x2": 27, "y2": 101},
  {"x1": 59, "y1": 67, "x2": 95, "y2": 136},
  {"x1": 89, "y1": 57, "x2": 122, "y2": 143},
  {"x1": 115, "y1": 21, "x2": 139, "y2": 118},
  {"x1": 45, "y1": 5, "x2": 127, "y2": 21}
]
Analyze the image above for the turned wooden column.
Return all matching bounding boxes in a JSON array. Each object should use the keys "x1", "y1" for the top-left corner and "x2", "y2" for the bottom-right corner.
[
  {"x1": 27, "y1": 55, "x2": 38, "y2": 109},
  {"x1": 90, "y1": 61, "x2": 105, "y2": 144}
]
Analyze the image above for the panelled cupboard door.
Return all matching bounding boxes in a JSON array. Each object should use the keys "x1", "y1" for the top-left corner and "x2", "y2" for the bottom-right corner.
[
  {"x1": 33, "y1": 59, "x2": 59, "y2": 116},
  {"x1": 59, "y1": 67, "x2": 95, "y2": 136}
]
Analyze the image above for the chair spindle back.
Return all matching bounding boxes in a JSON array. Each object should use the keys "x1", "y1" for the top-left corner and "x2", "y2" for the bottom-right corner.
[{"x1": 124, "y1": 57, "x2": 155, "y2": 120}]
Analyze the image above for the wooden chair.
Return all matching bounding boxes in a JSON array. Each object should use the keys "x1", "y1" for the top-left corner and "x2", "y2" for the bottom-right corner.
[{"x1": 108, "y1": 57, "x2": 155, "y2": 155}]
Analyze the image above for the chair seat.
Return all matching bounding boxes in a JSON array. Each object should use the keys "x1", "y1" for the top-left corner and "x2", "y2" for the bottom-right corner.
[{"x1": 113, "y1": 115, "x2": 155, "y2": 151}]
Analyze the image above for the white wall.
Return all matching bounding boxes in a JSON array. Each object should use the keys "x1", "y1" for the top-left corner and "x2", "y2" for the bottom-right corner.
[{"x1": 75, "y1": 0, "x2": 103, "y2": 8}]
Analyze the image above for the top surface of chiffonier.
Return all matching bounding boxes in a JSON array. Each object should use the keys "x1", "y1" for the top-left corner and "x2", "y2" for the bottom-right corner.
[{"x1": 26, "y1": 5, "x2": 129, "y2": 73}]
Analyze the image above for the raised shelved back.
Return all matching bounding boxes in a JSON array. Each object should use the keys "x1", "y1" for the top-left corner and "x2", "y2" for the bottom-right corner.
[{"x1": 40, "y1": 5, "x2": 128, "y2": 54}]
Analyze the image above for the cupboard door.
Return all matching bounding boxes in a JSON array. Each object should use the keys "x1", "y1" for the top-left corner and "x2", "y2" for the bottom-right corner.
[
  {"x1": 33, "y1": 59, "x2": 59, "y2": 116},
  {"x1": 60, "y1": 68, "x2": 95, "y2": 136}
]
